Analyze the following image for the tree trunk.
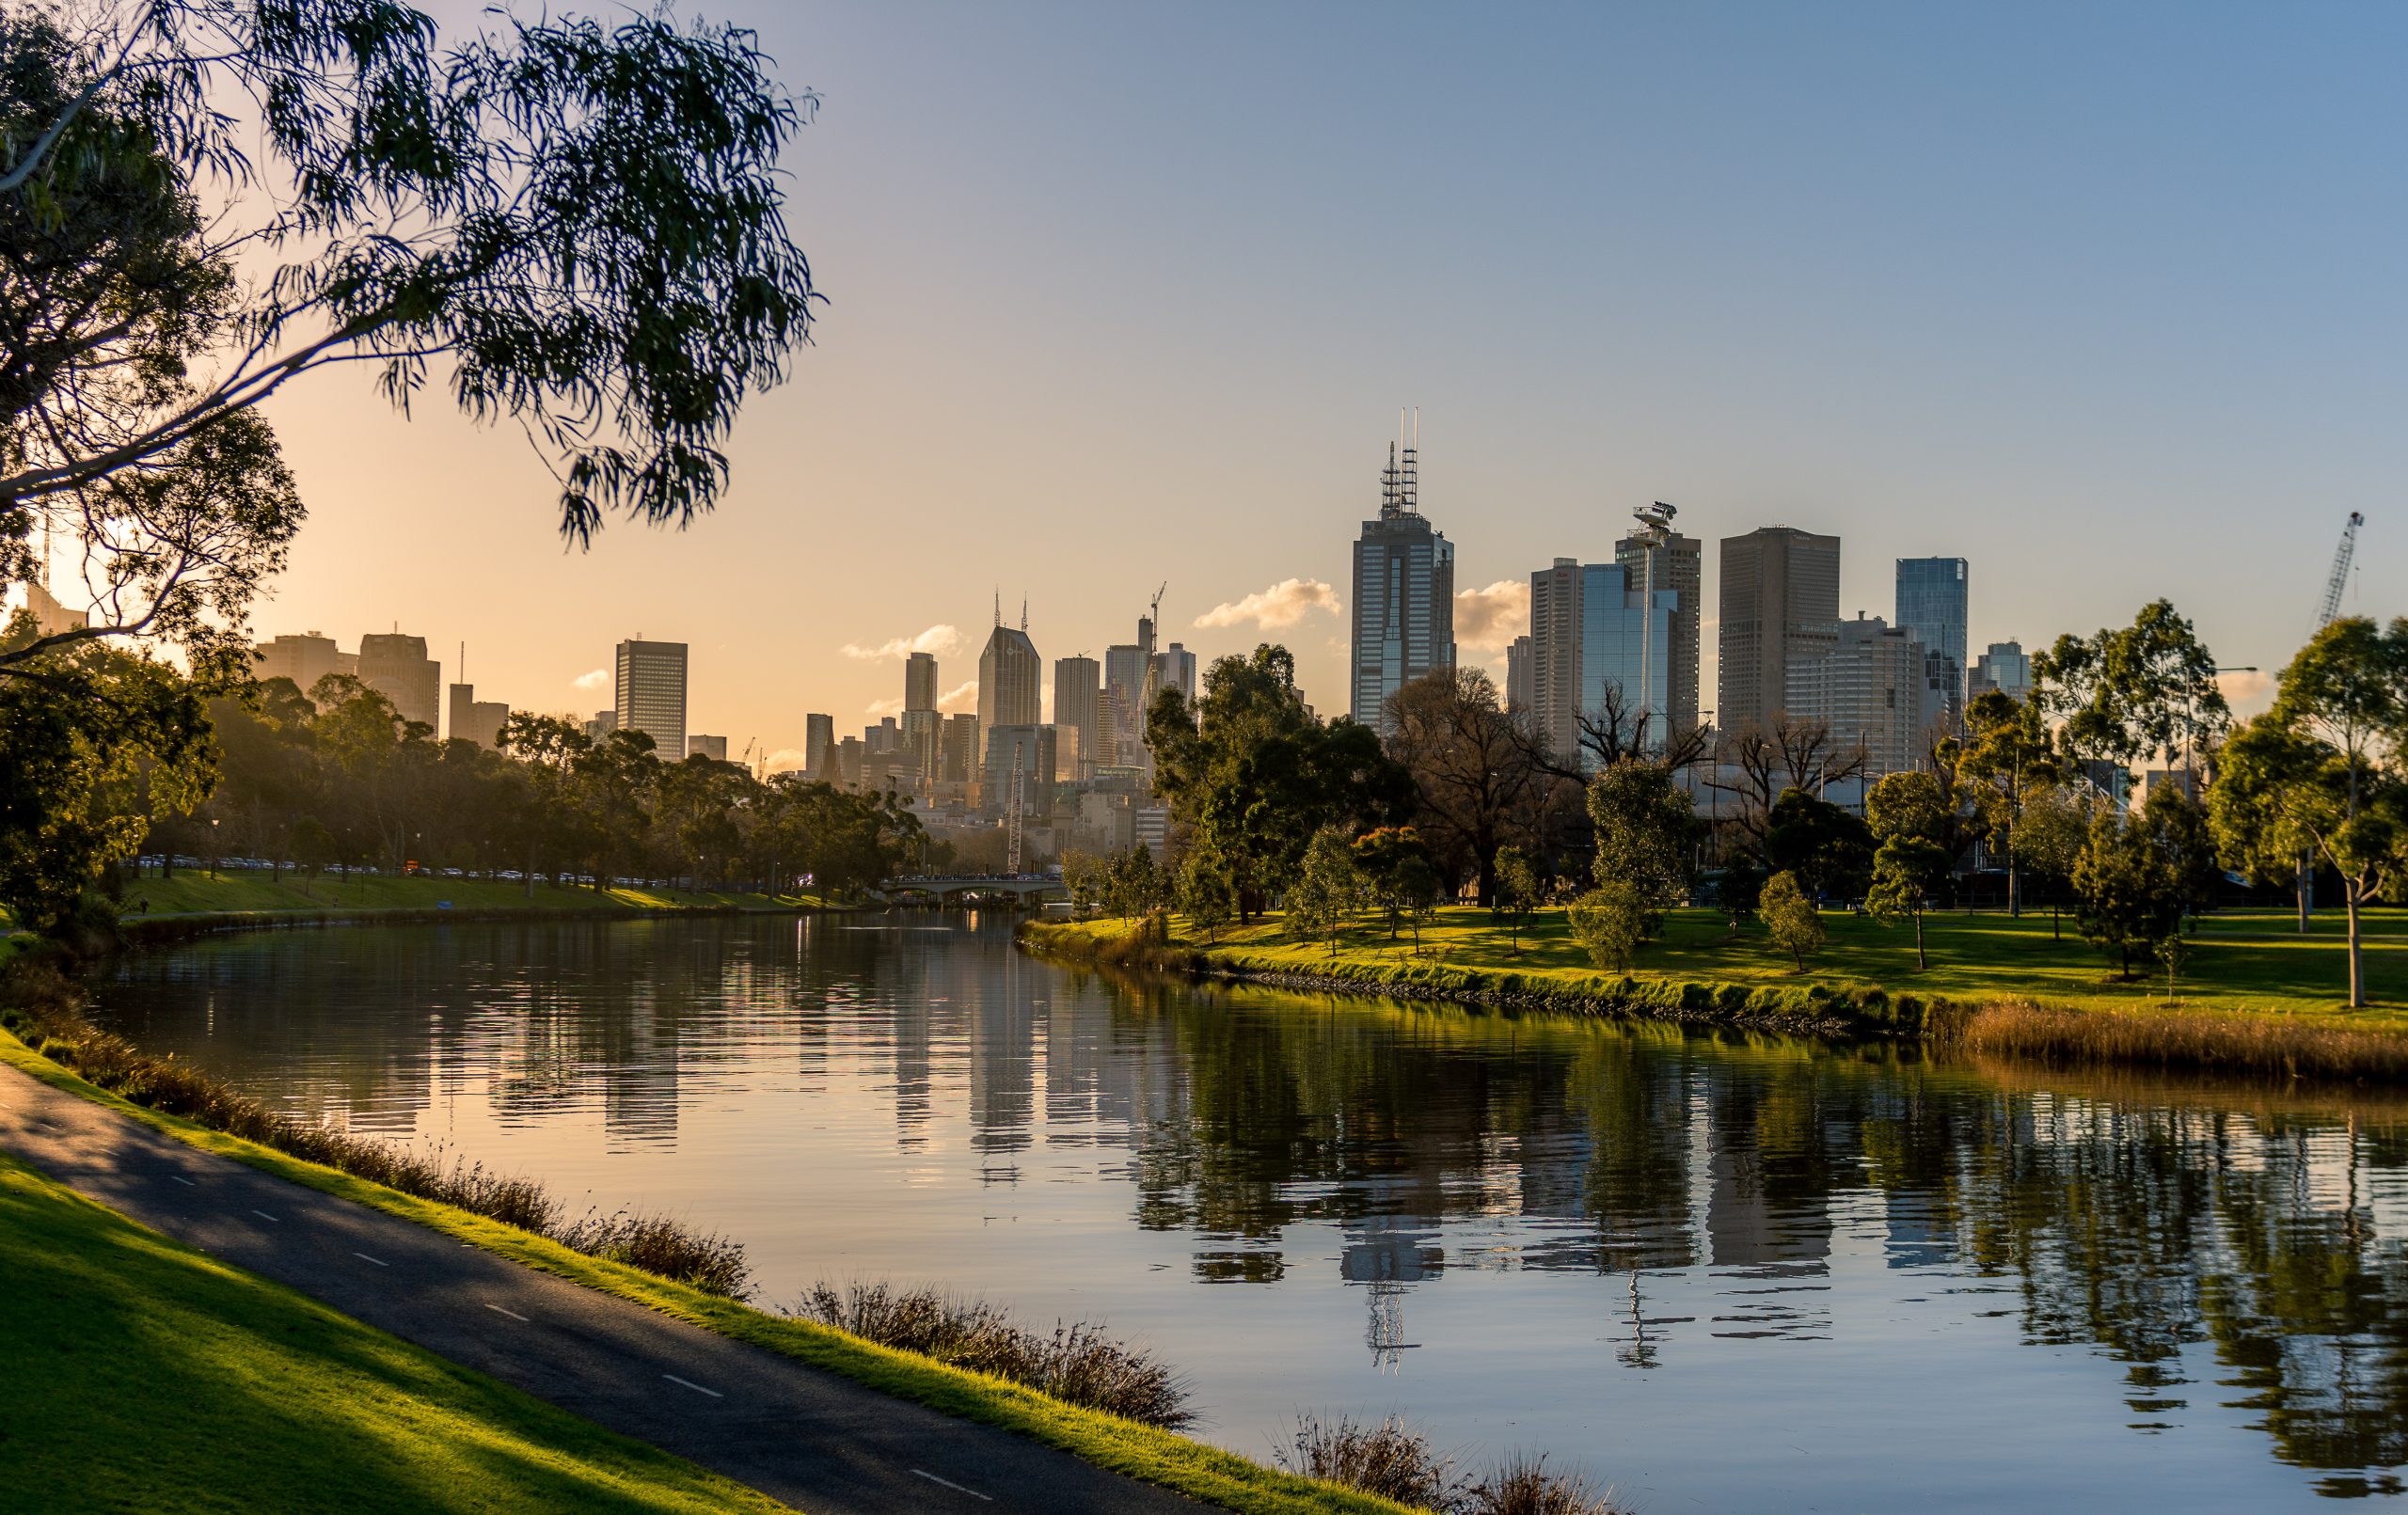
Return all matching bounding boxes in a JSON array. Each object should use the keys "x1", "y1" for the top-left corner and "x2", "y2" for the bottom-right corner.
[
  {"x1": 2006, "y1": 856, "x2": 2020, "y2": 919},
  {"x1": 2299, "y1": 849, "x2": 2314, "y2": 935},
  {"x1": 2348, "y1": 889, "x2": 2366, "y2": 1008},
  {"x1": 1914, "y1": 911, "x2": 1926, "y2": 970}
]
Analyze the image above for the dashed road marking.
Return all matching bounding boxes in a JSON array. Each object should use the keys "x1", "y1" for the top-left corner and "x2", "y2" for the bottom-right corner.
[
  {"x1": 354, "y1": 1252, "x2": 388, "y2": 1267},
  {"x1": 911, "y1": 1469, "x2": 993, "y2": 1502},
  {"x1": 483, "y1": 1303, "x2": 529, "y2": 1322},
  {"x1": 169, "y1": 1176, "x2": 197, "y2": 1188},
  {"x1": 662, "y1": 1374, "x2": 722, "y2": 1398},
  {"x1": 252, "y1": 1208, "x2": 280, "y2": 1223}
]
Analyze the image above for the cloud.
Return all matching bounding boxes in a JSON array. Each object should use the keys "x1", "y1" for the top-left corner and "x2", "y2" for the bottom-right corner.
[
  {"x1": 1194, "y1": 578, "x2": 1341, "y2": 631},
  {"x1": 841, "y1": 624, "x2": 961, "y2": 661},
  {"x1": 1453, "y1": 579, "x2": 1529, "y2": 654},
  {"x1": 571, "y1": 668, "x2": 609, "y2": 692},
  {"x1": 2218, "y1": 667, "x2": 2276, "y2": 719},
  {"x1": 864, "y1": 697, "x2": 904, "y2": 718},
  {"x1": 765, "y1": 748, "x2": 807, "y2": 772},
  {"x1": 939, "y1": 680, "x2": 978, "y2": 714}
]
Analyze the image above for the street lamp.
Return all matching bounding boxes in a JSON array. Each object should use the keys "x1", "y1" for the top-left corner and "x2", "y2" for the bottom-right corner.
[{"x1": 209, "y1": 817, "x2": 220, "y2": 880}]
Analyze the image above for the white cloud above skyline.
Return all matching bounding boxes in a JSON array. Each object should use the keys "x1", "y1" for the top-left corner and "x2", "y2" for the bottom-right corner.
[
  {"x1": 571, "y1": 668, "x2": 609, "y2": 692},
  {"x1": 1194, "y1": 578, "x2": 1341, "y2": 631},
  {"x1": 939, "y1": 680, "x2": 978, "y2": 714},
  {"x1": 1453, "y1": 579, "x2": 1529, "y2": 654},
  {"x1": 841, "y1": 624, "x2": 961, "y2": 661}
]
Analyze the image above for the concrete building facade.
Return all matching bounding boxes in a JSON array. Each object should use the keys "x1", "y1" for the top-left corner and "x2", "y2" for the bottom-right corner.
[
  {"x1": 445, "y1": 684, "x2": 510, "y2": 749},
  {"x1": 1717, "y1": 527, "x2": 1841, "y2": 732},
  {"x1": 1784, "y1": 614, "x2": 1927, "y2": 778},
  {"x1": 1969, "y1": 640, "x2": 2034, "y2": 702},
  {"x1": 614, "y1": 638, "x2": 689, "y2": 759},
  {"x1": 1054, "y1": 656, "x2": 1101, "y2": 780},
  {"x1": 253, "y1": 632, "x2": 356, "y2": 700},
  {"x1": 358, "y1": 632, "x2": 440, "y2": 731}
]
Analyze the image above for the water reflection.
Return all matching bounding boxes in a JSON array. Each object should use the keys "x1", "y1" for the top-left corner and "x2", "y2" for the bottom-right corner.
[{"x1": 89, "y1": 916, "x2": 2408, "y2": 1507}]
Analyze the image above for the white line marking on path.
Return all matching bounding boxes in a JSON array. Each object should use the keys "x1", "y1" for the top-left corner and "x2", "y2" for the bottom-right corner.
[
  {"x1": 662, "y1": 1374, "x2": 722, "y2": 1398},
  {"x1": 252, "y1": 1209, "x2": 279, "y2": 1223},
  {"x1": 483, "y1": 1303, "x2": 529, "y2": 1322},
  {"x1": 911, "y1": 1470, "x2": 993, "y2": 1502},
  {"x1": 354, "y1": 1252, "x2": 388, "y2": 1267},
  {"x1": 169, "y1": 1176, "x2": 197, "y2": 1187}
]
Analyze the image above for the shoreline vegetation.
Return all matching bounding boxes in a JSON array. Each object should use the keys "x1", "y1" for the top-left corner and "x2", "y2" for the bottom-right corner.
[
  {"x1": 0, "y1": 926, "x2": 1621, "y2": 1514},
  {"x1": 1022, "y1": 905, "x2": 2408, "y2": 1083}
]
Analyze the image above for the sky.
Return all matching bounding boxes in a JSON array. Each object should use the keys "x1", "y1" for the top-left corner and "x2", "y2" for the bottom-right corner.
[{"x1": 230, "y1": 0, "x2": 2408, "y2": 764}]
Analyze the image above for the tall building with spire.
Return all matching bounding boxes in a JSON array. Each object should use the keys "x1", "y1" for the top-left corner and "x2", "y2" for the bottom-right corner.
[
  {"x1": 975, "y1": 597, "x2": 1042, "y2": 735},
  {"x1": 1348, "y1": 421, "x2": 1455, "y2": 729}
]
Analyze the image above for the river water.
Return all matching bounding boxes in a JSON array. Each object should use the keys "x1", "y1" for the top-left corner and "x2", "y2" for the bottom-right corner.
[{"x1": 86, "y1": 914, "x2": 2408, "y2": 1511}]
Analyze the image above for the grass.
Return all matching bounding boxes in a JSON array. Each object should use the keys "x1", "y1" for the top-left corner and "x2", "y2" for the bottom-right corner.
[
  {"x1": 1038, "y1": 902, "x2": 2408, "y2": 1029},
  {"x1": 1272, "y1": 1415, "x2": 1624, "y2": 1515},
  {"x1": 0, "y1": 1151, "x2": 794, "y2": 1515},
  {"x1": 0, "y1": 1025, "x2": 1421, "y2": 1515}
]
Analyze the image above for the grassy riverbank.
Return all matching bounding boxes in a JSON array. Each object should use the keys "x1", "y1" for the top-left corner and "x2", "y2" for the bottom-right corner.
[
  {"x1": 0, "y1": 1025, "x2": 1417, "y2": 1515},
  {"x1": 1026, "y1": 906, "x2": 2408, "y2": 1074},
  {"x1": 0, "y1": 1152, "x2": 793, "y2": 1515}
]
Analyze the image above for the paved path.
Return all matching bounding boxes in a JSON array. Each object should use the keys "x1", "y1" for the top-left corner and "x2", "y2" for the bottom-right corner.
[{"x1": 0, "y1": 1062, "x2": 1202, "y2": 1515}]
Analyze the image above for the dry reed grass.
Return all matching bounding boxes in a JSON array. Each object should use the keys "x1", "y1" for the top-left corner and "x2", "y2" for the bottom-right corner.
[
  {"x1": 0, "y1": 960, "x2": 750, "y2": 1296},
  {"x1": 1936, "y1": 998, "x2": 2408, "y2": 1083},
  {"x1": 792, "y1": 1281, "x2": 1191, "y2": 1428},
  {"x1": 1272, "y1": 1416, "x2": 1625, "y2": 1515}
]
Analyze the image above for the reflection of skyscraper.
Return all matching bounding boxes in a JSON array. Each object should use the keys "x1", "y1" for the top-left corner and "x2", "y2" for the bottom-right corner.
[{"x1": 1349, "y1": 435, "x2": 1455, "y2": 728}]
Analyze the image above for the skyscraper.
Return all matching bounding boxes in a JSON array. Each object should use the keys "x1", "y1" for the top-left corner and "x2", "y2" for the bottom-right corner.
[
  {"x1": 1894, "y1": 557, "x2": 1970, "y2": 723},
  {"x1": 1614, "y1": 521, "x2": 1702, "y2": 729},
  {"x1": 445, "y1": 683, "x2": 510, "y2": 749},
  {"x1": 904, "y1": 651, "x2": 939, "y2": 714},
  {"x1": 252, "y1": 632, "x2": 356, "y2": 700},
  {"x1": 1526, "y1": 558, "x2": 1672, "y2": 765},
  {"x1": 1054, "y1": 655, "x2": 1101, "y2": 780},
  {"x1": 803, "y1": 713, "x2": 833, "y2": 777},
  {"x1": 976, "y1": 608, "x2": 1042, "y2": 734},
  {"x1": 1149, "y1": 641, "x2": 1196, "y2": 705},
  {"x1": 357, "y1": 632, "x2": 440, "y2": 730},
  {"x1": 615, "y1": 638, "x2": 689, "y2": 758},
  {"x1": 1349, "y1": 434, "x2": 1455, "y2": 728},
  {"x1": 1506, "y1": 636, "x2": 1533, "y2": 715},
  {"x1": 1717, "y1": 527, "x2": 1841, "y2": 732}
]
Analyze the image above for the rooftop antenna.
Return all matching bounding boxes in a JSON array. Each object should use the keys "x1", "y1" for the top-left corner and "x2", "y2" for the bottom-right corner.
[
  {"x1": 993, "y1": 589, "x2": 1002, "y2": 627},
  {"x1": 1020, "y1": 594, "x2": 1027, "y2": 633}
]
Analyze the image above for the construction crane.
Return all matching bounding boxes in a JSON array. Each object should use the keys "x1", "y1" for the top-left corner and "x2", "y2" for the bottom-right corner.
[
  {"x1": 1149, "y1": 581, "x2": 1166, "y2": 631},
  {"x1": 2315, "y1": 512, "x2": 2365, "y2": 633}
]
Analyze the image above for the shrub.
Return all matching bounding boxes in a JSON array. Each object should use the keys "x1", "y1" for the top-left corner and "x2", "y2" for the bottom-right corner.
[
  {"x1": 1757, "y1": 871, "x2": 1825, "y2": 970},
  {"x1": 1274, "y1": 1414, "x2": 1458, "y2": 1509},
  {"x1": 1566, "y1": 882, "x2": 1648, "y2": 971},
  {"x1": 1465, "y1": 1453, "x2": 1624, "y2": 1515},
  {"x1": 793, "y1": 1281, "x2": 1190, "y2": 1428}
]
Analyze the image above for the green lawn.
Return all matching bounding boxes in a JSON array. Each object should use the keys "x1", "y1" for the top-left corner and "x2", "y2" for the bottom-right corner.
[
  {"x1": 92, "y1": 871, "x2": 818, "y2": 921},
  {"x1": 0, "y1": 1153, "x2": 794, "y2": 1515},
  {"x1": 1094, "y1": 904, "x2": 2408, "y2": 1028}
]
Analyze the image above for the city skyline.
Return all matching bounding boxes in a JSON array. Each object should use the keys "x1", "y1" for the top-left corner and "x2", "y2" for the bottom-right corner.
[{"x1": 194, "y1": 1, "x2": 2408, "y2": 756}]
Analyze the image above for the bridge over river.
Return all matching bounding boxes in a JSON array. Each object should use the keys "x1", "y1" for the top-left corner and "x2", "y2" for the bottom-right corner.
[{"x1": 876, "y1": 875, "x2": 1068, "y2": 906}]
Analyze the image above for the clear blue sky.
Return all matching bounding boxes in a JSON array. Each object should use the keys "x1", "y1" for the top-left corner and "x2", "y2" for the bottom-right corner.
[{"x1": 257, "y1": 0, "x2": 2407, "y2": 752}]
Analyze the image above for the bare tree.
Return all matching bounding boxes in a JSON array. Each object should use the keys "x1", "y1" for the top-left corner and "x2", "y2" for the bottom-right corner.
[
  {"x1": 1384, "y1": 668, "x2": 1553, "y2": 905},
  {"x1": 1707, "y1": 716, "x2": 1871, "y2": 862},
  {"x1": 1573, "y1": 680, "x2": 1715, "y2": 775}
]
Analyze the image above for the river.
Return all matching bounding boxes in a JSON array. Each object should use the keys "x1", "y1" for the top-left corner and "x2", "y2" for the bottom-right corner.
[{"x1": 85, "y1": 913, "x2": 2408, "y2": 1511}]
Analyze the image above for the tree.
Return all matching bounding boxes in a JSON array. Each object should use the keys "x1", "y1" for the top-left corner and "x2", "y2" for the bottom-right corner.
[
  {"x1": 1353, "y1": 826, "x2": 1440, "y2": 941},
  {"x1": 1585, "y1": 759, "x2": 1699, "y2": 939},
  {"x1": 1765, "y1": 788, "x2": 1874, "y2": 903},
  {"x1": 2015, "y1": 783, "x2": 2099, "y2": 940},
  {"x1": 2210, "y1": 617, "x2": 2408, "y2": 1007},
  {"x1": 1059, "y1": 850, "x2": 1105, "y2": 918},
  {"x1": 1707, "y1": 717, "x2": 1869, "y2": 864},
  {"x1": 1957, "y1": 689, "x2": 2059, "y2": 915},
  {"x1": 2072, "y1": 811, "x2": 2181, "y2": 979},
  {"x1": 1285, "y1": 827, "x2": 1362, "y2": 955},
  {"x1": 1866, "y1": 836, "x2": 1951, "y2": 970},
  {"x1": 1716, "y1": 859, "x2": 1764, "y2": 928},
  {"x1": 1568, "y1": 881, "x2": 1648, "y2": 971},
  {"x1": 1106, "y1": 845, "x2": 1165, "y2": 920},
  {"x1": 1383, "y1": 667, "x2": 1551, "y2": 904},
  {"x1": 1758, "y1": 870, "x2": 1825, "y2": 971},
  {"x1": 1865, "y1": 770, "x2": 1954, "y2": 848},
  {"x1": 1573, "y1": 678, "x2": 1714, "y2": 774},
  {"x1": 2035, "y1": 600, "x2": 2229, "y2": 783},
  {"x1": 3, "y1": 1, "x2": 819, "y2": 674},
  {"x1": 1149, "y1": 645, "x2": 1411, "y2": 922},
  {"x1": 1178, "y1": 846, "x2": 1235, "y2": 942},
  {"x1": 1493, "y1": 844, "x2": 1543, "y2": 955}
]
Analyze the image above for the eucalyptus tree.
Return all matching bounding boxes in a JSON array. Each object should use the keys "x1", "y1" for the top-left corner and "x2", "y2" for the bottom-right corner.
[{"x1": 2210, "y1": 617, "x2": 2408, "y2": 1008}]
